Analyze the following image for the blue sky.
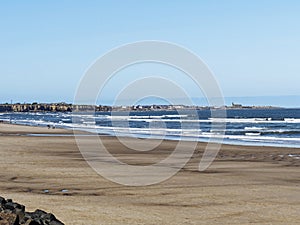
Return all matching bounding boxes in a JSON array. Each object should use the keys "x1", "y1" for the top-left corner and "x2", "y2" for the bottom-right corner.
[{"x1": 0, "y1": 1, "x2": 300, "y2": 106}]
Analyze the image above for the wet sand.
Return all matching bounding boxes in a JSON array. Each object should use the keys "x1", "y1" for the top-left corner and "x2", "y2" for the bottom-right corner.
[{"x1": 0, "y1": 123, "x2": 299, "y2": 224}]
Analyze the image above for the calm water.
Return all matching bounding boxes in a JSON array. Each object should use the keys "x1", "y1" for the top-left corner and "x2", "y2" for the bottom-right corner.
[{"x1": 1, "y1": 108, "x2": 300, "y2": 148}]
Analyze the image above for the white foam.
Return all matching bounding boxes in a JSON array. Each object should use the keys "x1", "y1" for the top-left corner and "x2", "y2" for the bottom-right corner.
[
  {"x1": 70, "y1": 115, "x2": 300, "y2": 125},
  {"x1": 129, "y1": 114, "x2": 188, "y2": 119},
  {"x1": 245, "y1": 132, "x2": 261, "y2": 136},
  {"x1": 284, "y1": 118, "x2": 300, "y2": 123},
  {"x1": 245, "y1": 126, "x2": 266, "y2": 131}
]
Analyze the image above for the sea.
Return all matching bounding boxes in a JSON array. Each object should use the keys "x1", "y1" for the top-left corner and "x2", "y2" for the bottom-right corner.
[{"x1": 1, "y1": 108, "x2": 300, "y2": 148}]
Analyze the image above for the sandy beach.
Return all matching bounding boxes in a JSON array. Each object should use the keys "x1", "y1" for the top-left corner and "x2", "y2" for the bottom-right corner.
[{"x1": 0, "y1": 123, "x2": 299, "y2": 224}]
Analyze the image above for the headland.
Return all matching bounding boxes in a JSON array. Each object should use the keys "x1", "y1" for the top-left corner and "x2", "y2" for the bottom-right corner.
[{"x1": 0, "y1": 102, "x2": 281, "y2": 113}]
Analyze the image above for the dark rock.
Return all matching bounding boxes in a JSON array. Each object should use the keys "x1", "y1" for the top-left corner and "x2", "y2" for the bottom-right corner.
[
  {"x1": 41, "y1": 213, "x2": 56, "y2": 222},
  {"x1": 0, "y1": 196, "x2": 64, "y2": 225},
  {"x1": 3, "y1": 203, "x2": 15, "y2": 211},
  {"x1": 24, "y1": 220, "x2": 40, "y2": 225},
  {"x1": 0, "y1": 197, "x2": 6, "y2": 205},
  {"x1": 33, "y1": 210, "x2": 47, "y2": 220}
]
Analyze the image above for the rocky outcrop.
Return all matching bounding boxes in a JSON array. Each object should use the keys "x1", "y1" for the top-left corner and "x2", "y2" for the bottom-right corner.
[{"x1": 0, "y1": 196, "x2": 64, "y2": 225}]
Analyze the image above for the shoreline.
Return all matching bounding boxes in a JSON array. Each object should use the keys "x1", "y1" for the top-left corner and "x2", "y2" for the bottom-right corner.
[
  {"x1": 0, "y1": 123, "x2": 299, "y2": 224},
  {"x1": 3, "y1": 121, "x2": 300, "y2": 149},
  {"x1": 2, "y1": 108, "x2": 300, "y2": 149}
]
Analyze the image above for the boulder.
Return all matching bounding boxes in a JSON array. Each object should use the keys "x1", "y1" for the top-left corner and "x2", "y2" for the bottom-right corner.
[{"x1": 0, "y1": 196, "x2": 64, "y2": 225}]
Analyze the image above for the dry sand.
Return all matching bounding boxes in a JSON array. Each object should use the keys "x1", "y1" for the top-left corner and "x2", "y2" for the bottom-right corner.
[{"x1": 0, "y1": 123, "x2": 299, "y2": 224}]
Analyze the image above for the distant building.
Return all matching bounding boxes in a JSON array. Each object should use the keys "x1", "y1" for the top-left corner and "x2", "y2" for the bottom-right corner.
[{"x1": 231, "y1": 102, "x2": 242, "y2": 108}]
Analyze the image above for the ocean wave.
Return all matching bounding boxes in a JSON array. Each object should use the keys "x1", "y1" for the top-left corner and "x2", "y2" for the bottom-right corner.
[
  {"x1": 244, "y1": 126, "x2": 267, "y2": 130},
  {"x1": 3, "y1": 110, "x2": 300, "y2": 148},
  {"x1": 245, "y1": 132, "x2": 261, "y2": 136},
  {"x1": 284, "y1": 118, "x2": 300, "y2": 123}
]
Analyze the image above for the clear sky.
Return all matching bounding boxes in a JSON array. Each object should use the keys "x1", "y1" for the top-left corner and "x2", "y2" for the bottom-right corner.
[{"x1": 0, "y1": 1, "x2": 300, "y2": 106}]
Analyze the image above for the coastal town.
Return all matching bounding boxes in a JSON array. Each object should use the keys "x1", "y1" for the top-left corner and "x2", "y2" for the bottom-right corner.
[{"x1": 0, "y1": 102, "x2": 279, "y2": 113}]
